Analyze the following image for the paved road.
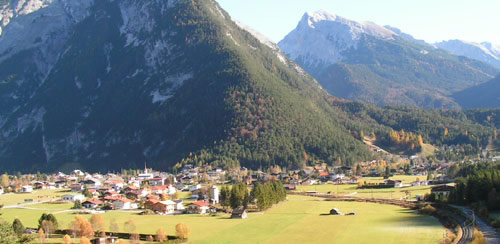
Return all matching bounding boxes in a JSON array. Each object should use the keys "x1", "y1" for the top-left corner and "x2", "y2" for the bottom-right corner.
[{"x1": 452, "y1": 205, "x2": 500, "y2": 244}]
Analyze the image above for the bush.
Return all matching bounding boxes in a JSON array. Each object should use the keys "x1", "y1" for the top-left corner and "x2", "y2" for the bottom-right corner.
[
  {"x1": 419, "y1": 204, "x2": 437, "y2": 215},
  {"x1": 471, "y1": 229, "x2": 486, "y2": 244}
]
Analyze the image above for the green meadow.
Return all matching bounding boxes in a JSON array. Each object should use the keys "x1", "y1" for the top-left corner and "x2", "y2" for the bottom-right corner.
[{"x1": 0, "y1": 195, "x2": 445, "y2": 244}]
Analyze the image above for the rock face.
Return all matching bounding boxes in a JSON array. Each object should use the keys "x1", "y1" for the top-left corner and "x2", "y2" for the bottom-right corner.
[
  {"x1": 0, "y1": 0, "x2": 373, "y2": 172},
  {"x1": 279, "y1": 11, "x2": 498, "y2": 109},
  {"x1": 435, "y1": 40, "x2": 500, "y2": 69}
]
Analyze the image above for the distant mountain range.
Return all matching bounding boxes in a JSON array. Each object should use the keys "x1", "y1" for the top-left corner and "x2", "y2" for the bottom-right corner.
[
  {"x1": 279, "y1": 11, "x2": 499, "y2": 109},
  {"x1": 0, "y1": 1, "x2": 497, "y2": 172}
]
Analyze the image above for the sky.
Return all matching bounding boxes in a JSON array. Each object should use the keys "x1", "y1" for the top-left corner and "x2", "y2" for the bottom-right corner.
[{"x1": 216, "y1": 0, "x2": 500, "y2": 45}]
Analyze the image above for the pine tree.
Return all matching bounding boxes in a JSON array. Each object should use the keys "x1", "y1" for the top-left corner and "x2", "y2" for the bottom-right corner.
[{"x1": 12, "y1": 218, "x2": 25, "y2": 237}]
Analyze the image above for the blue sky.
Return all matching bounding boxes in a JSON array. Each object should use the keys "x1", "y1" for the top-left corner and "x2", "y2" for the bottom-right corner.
[{"x1": 216, "y1": 0, "x2": 500, "y2": 45}]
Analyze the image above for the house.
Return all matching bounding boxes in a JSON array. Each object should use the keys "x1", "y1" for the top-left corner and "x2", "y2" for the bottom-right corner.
[
  {"x1": 174, "y1": 200, "x2": 185, "y2": 211},
  {"x1": 82, "y1": 199, "x2": 103, "y2": 209},
  {"x1": 385, "y1": 180, "x2": 403, "y2": 188},
  {"x1": 70, "y1": 184, "x2": 84, "y2": 192},
  {"x1": 231, "y1": 208, "x2": 248, "y2": 219},
  {"x1": 189, "y1": 184, "x2": 202, "y2": 192},
  {"x1": 111, "y1": 198, "x2": 136, "y2": 210},
  {"x1": 33, "y1": 182, "x2": 46, "y2": 189},
  {"x1": 21, "y1": 185, "x2": 33, "y2": 193},
  {"x1": 149, "y1": 177, "x2": 166, "y2": 186},
  {"x1": 318, "y1": 172, "x2": 329, "y2": 181},
  {"x1": 150, "y1": 200, "x2": 176, "y2": 214},
  {"x1": 186, "y1": 201, "x2": 210, "y2": 214},
  {"x1": 61, "y1": 194, "x2": 85, "y2": 202},
  {"x1": 431, "y1": 185, "x2": 456, "y2": 201},
  {"x1": 91, "y1": 236, "x2": 118, "y2": 244}
]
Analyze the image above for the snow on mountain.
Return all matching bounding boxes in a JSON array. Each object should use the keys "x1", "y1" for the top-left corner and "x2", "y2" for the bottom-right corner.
[
  {"x1": 278, "y1": 10, "x2": 396, "y2": 71},
  {"x1": 435, "y1": 40, "x2": 500, "y2": 68}
]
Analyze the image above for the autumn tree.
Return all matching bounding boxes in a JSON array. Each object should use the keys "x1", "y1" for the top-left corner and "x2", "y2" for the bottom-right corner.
[
  {"x1": 123, "y1": 219, "x2": 136, "y2": 233},
  {"x1": 109, "y1": 218, "x2": 119, "y2": 235},
  {"x1": 90, "y1": 214, "x2": 105, "y2": 236},
  {"x1": 41, "y1": 220, "x2": 54, "y2": 238},
  {"x1": 70, "y1": 216, "x2": 94, "y2": 238},
  {"x1": 175, "y1": 223, "x2": 190, "y2": 240},
  {"x1": 155, "y1": 227, "x2": 167, "y2": 242},
  {"x1": 80, "y1": 236, "x2": 91, "y2": 244},
  {"x1": 130, "y1": 233, "x2": 140, "y2": 244},
  {"x1": 38, "y1": 228, "x2": 45, "y2": 244},
  {"x1": 1, "y1": 174, "x2": 9, "y2": 188},
  {"x1": 62, "y1": 234, "x2": 72, "y2": 244}
]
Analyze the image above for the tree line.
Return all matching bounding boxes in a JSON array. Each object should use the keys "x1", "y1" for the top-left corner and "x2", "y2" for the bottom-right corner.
[{"x1": 220, "y1": 181, "x2": 287, "y2": 211}]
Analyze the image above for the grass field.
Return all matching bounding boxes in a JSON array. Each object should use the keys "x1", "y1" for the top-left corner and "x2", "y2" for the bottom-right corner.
[
  {"x1": 0, "y1": 195, "x2": 445, "y2": 244},
  {"x1": 294, "y1": 184, "x2": 432, "y2": 200},
  {"x1": 0, "y1": 189, "x2": 69, "y2": 206}
]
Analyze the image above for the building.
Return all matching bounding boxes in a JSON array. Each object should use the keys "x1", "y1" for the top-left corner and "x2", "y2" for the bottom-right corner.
[
  {"x1": 210, "y1": 186, "x2": 219, "y2": 204},
  {"x1": 150, "y1": 200, "x2": 176, "y2": 214},
  {"x1": 21, "y1": 185, "x2": 33, "y2": 193},
  {"x1": 82, "y1": 199, "x2": 103, "y2": 209},
  {"x1": 111, "y1": 198, "x2": 136, "y2": 210},
  {"x1": 186, "y1": 201, "x2": 210, "y2": 214},
  {"x1": 431, "y1": 185, "x2": 456, "y2": 201},
  {"x1": 231, "y1": 208, "x2": 248, "y2": 219},
  {"x1": 61, "y1": 194, "x2": 85, "y2": 202}
]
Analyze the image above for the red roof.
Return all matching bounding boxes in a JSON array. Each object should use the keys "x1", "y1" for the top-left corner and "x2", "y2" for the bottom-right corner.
[
  {"x1": 83, "y1": 199, "x2": 102, "y2": 205},
  {"x1": 319, "y1": 172, "x2": 329, "y2": 177},
  {"x1": 151, "y1": 185, "x2": 167, "y2": 190},
  {"x1": 190, "y1": 201, "x2": 210, "y2": 207}
]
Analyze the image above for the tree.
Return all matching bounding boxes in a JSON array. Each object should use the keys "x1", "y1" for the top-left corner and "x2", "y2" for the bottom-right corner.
[
  {"x1": 41, "y1": 220, "x2": 54, "y2": 238},
  {"x1": 220, "y1": 186, "x2": 230, "y2": 209},
  {"x1": 124, "y1": 219, "x2": 136, "y2": 233},
  {"x1": 89, "y1": 214, "x2": 104, "y2": 236},
  {"x1": 155, "y1": 227, "x2": 167, "y2": 242},
  {"x1": 0, "y1": 220, "x2": 17, "y2": 244},
  {"x1": 38, "y1": 228, "x2": 45, "y2": 244},
  {"x1": 175, "y1": 223, "x2": 190, "y2": 240},
  {"x1": 12, "y1": 218, "x2": 25, "y2": 237},
  {"x1": 38, "y1": 213, "x2": 58, "y2": 231},
  {"x1": 70, "y1": 216, "x2": 94, "y2": 238},
  {"x1": 80, "y1": 236, "x2": 91, "y2": 244},
  {"x1": 109, "y1": 218, "x2": 119, "y2": 235},
  {"x1": 82, "y1": 188, "x2": 92, "y2": 198},
  {"x1": 1, "y1": 174, "x2": 9, "y2": 188},
  {"x1": 72, "y1": 200, "x2": 82, "y2": 209},
  {"x1": 62, "y1": 234, "x2": 72, "y2": 244},
  {"x1": 130, "y1": 233, "x2": 140, "y2": 244}
]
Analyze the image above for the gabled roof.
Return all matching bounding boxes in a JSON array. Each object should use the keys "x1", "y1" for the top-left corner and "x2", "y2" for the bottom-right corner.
[{"x1": 190, "y1": 201, "x2": 210, "y2": 207}]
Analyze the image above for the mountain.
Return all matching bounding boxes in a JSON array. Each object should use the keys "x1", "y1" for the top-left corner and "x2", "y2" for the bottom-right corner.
[
  {"x1": 0, "y1": 0, "x2": 375, "y2": 172},
  {"x1": 383, "y1": 25, "x2": 430, "y2": 47},
  {"x1": 279, "y1": 11, "x2": 498, "y2": 109},
  {"x1": 435, "y1": 40, "x2": 500, "y2": 69},
  {"x1": 453, "y1": 75, "x2": 500, "y2": 108}
]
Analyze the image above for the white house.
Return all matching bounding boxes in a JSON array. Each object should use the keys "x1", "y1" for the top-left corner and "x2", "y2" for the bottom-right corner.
[
  {"x1": 174, "y1": 200, "x2": 185, "y2": 211},
  {"x1": 112, "y1": 198, "x2": 136, "y2": 210},
  {"x1": 186, "y1": 201, "x2": 210, "y2": 214},
  {"x1": 189, "y1": 184, "x2": 202, "y2": 192},
  {"x1": 61, "y1": 194, "x2": 85, "y2": 202},
  {"x1": 21, "y1": 185, "x2": 33, "y2": 193}
]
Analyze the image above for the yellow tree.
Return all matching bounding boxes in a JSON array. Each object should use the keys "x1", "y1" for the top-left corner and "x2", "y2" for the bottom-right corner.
[
  {"x1": 72, "y1": 216, "x2": 94, "y2": 238},
  {"x1": 109, "y1": 218, "x2": 119, "y2": 235},
  {"x1": 1, "y1": 174, "x2": 8, "y2": 188},
  {"x1": 175, "y1": 223, "x2": 190, "y2": 239},
  {"x1": 38, "y1": 228, "x2": 45, "y2": 244},
  {"x1": 155, "y1": 227, "x2": 167, "y2": 242},
  {"x1": 90, "y1": 214, "x2": 105, "y2": 236},
  {"x1": 123, "y1": 219, "x2": 136, "y2": 234},
  {"x1": 62, "y1": 234, "x2": 72, "y2": 244},
  {"x1": 41, "y1": 220, "x2": 54, "y2": 238},
  {"x1": 80, "y1": 236, "x2": 91, "y2": 244}
]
